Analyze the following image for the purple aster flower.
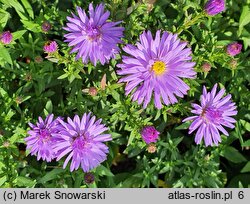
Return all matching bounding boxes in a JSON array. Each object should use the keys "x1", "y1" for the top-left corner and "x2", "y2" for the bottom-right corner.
[
  {"x1": 141, "y1": 126, "x2": 160, "y2": 144},
  {"x1": 183, "y1": 84, "x2": 237, "y2": 146},
  {"x1": 0, "y1": 31, "x2": 13, "y2": 44},
  {"x1": 117, "y1": 30, "x2": 196, "y2": 109},
  {"x1": 43, "y1": 41, "x2": 58, "y2": 53},
  {"x1": 204, "y1": 0, "x2": 225, "y2": 16},
  {"x1": 63, "y1": 3, "x2": 124, "y2": 66},
  {"x1": 226, "y1": 42, "x2": 242, "y2": 56},
  {"x1": 24, "y1": 114, "x2": 62, "y2": 162},
  {"x1": 53, "y1": 113, "x2": 112, "y2": 172}
]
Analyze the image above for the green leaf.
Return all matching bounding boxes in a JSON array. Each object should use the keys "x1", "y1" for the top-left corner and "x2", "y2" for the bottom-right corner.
[
  {"x1": 239, "y1": 6, "x2": 250, "y2": 28},
  {"x1": 238, "y1": 6, "x2": 250, "y2": 36},
  {"x1": 1, "y1": 0, "x2": 28, "y2": 20},
  {"x1": 154, "y1": 109, "x2": 161, "y2": 121},
  {"x1": 240, "y1": 119, "x2": 250, "y2": 132},
  {"x1": 128, "y1": 146, "x2": 143, "y2": 158},
  {"x1": 128, "y1": 130, "x2": 136, "y2": 145},
  {"x1": 0, "y1": 8, "x2": 10, "y2": 28},
  {"x1": 95, "y1": 165, "x2": 114, "y2": 177},
  {"x1": 58, "y1": 73, "x2": 69, "y2": 79},
  {"x1": 0, "y1": 46, "x2": 12, "y2": 65},
  {"x1": 109, "y1": 83, "x2": 123, "y2": 90},
  {"x1": 173, "y1": 137, "x2": 184, "y2": 146},
  {"x1": 228, "y1": 173, "x2": 250, "y2": 188},
  {"x1": 45, "y1": 100, "x2": 53, "y2": 113},
  {"x1": 242, "y1": 37, "x2": 250, "y2": 49},
  {"x1": 241, "y1": 162, "x2": 250, "y2": 173},
  {"x1": 2, "y1": 0, "x2": 25, "y2": 12},
  {"x1": 220, "y1": 146, "x2": 247, "y2": 163},
  {"x1": 68, "y1": 74, "x2": 76, "y2": 83},
  {"x1": 9, "y1": 127, "x2": 27, "y2": 144},
  {"x1": 20, "y1": 19, "x2": 41, "y2": 32},
  {"x1": 0, "y1": 175, "x2": 7, "y2": 187},
  {"x1": 5, "y1": 109, "x2": 15, "y2": 122},
  {"x1": 22, "y1": 95, "x2": 31, "y2": 103},
  {"x1": 111, "y1": 90, "x2": 120, "y2": 101},
  {"x1": 0, "y1": 87, "x2": 8, "y2": 98},
  {"x1": 16, "y1": 176, "x2": 36, "y2": 187},
  {"x1": 175, "y1": 121, "x2": 191, "y2": 130},
  {"x1": 38, "y1": 169, "x2": 65, "y2": 183},
  {"x1": 20, "y1": 0, "x2": 34, "y2": 19},
  {"x1": 242, "y1": 139, "x2": 250, "y2": 147},
  {"x1": 12, "y1": 30, "x2": 26, "y2": 40}
]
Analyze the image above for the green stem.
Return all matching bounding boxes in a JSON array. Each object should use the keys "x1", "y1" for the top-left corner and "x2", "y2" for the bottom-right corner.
[{"x1": 177, "y1": 12, "x2": 206, "y2": 34}]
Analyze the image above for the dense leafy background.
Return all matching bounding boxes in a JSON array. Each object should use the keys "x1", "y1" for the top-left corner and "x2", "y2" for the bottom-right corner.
[{"x1": 0, "y1": 0, "x2": 249, "y2": 188}]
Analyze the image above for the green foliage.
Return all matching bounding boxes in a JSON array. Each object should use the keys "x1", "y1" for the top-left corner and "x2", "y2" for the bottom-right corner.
[{"x1": 0, "y1": 0, "x2": 249, "y2": 188}]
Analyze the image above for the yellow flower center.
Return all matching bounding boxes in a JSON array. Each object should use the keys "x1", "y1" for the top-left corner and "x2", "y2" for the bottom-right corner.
[{"x1": 152, "y1": 61, "x2": 166, "y2": 75}]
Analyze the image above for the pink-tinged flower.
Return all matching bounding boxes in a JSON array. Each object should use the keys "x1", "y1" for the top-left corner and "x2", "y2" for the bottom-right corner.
[
  {"x1": 202, "y1": 62, "x2": 211, "y2": 72},
  {"x1": 63, "y1": 3, "x2": 124, "y2": 66},
  {"x1": 42, "y1": 21, "x2": 51, "y2": 32},
  {"x1": 204, "y1": 0, "x2": 225, "y2": 16},
  {"x1": 226, "y1": 42, "x2": 242, "y2": 56},
  {"x1": 53, "y1": 113, "x2": 112, "y2": 172},
  {"x1": 43, "y1": 41, "x2": 58, "y2": 53},
  {"x1": 0, "y1": 31, "x2": 13, "y2": 44},
  {"x1": 183, "y1": 84, "x2": 237, "y2": 146},
  {"x1": 141, "y1": 126, "x2": 160, "y2": 144},
  {"x1": 117, "y1": 30, "x2": 196, "y2": 109},
  {"x1": 24, "y1": 114, "x2": 62, "y2": 162}
]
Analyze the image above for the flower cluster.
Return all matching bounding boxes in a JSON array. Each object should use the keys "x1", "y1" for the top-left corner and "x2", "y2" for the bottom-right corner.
[
  {"x1": 25, "y1": 0, "x2": 239, "y2": 164},
  {"x1": 25, "y1": 113, "x2": 112, "y2": 172}
]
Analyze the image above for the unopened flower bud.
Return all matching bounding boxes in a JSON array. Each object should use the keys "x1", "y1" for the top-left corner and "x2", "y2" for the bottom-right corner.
[
  {"x1": 202, "y1": 62, "x2": 211, "y2": 72},
  {"x1": 229, "y1": 59, "x2": 237, "y2": 69},
  {"x1": 26, "y1": 57, "x2": 31, "y2": 64},
  {"x1": 0, "y1": 31, "x2": 13, "y2": 44},
  {"x1": 204, "y1": 0, "x2": 225, "y2": 16},
  {"x1": 226, "y1": 42, "x2": 242, "y2": 56},
  {"x1": 141, "y1": 126, "x2": 160, "y2": 144},
  {"x1": 3, "y1": 141, "x2": 10, "y2": 148},
  {"x1": 42, "y1": 21, "x2": 51, "y2": 32},
  {"x1": 147, "y1": 143, "x2": 157, "y2": 153},
  {"x1": 43, "y1": 41, "x2": 58, "y2": 54},
  {"x1": 25, "y1": 73, "x2": 32, "y2": 81},
  {"x1": 84, "y1": 172, "x2": 95, "y2": 184},
  {"x1": 15, "y1": 96, "x2": 23, "y2": 104},
  {"x1": 89, "y1": 87, "x2": 98, "y2": 96},
  {"x1": 35, "y1": 56, "x2": 43, "y2": 63},
  {"x1": 204, "y1": 154, "x2": 210, "y2": 161},
  {"x1": 145, "y1": 0, "x2": 156, "y2": 12}
]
